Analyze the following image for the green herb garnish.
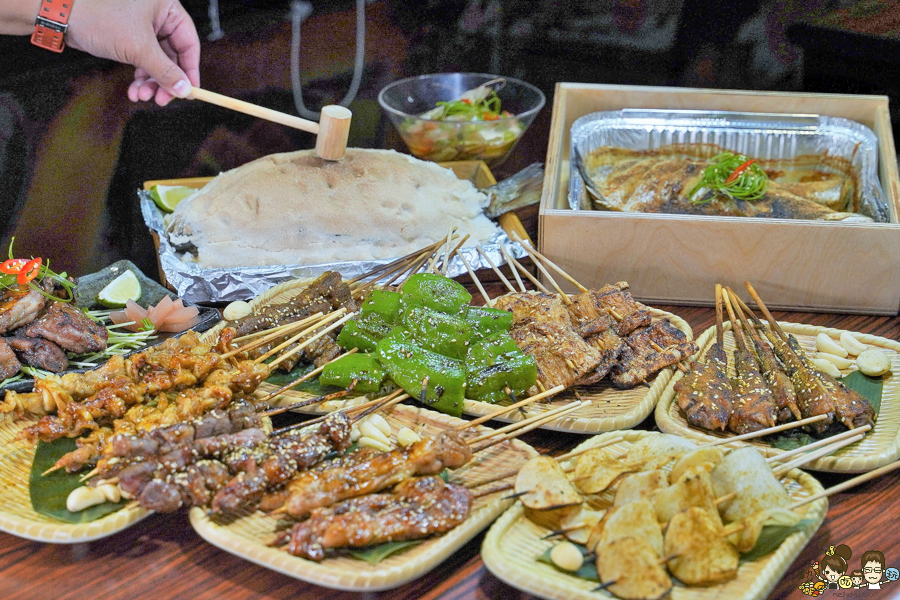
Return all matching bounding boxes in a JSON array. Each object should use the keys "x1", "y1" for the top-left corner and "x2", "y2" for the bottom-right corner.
[
  {"x1": 348, "y1": 540, "x2": 423, "y2": 564},
  {"x1": 431, "y1": 91, "x2": 506, "y2": 122},
  {"x1": 688, "y1": 152, "x2": 769, "y2": 204}
]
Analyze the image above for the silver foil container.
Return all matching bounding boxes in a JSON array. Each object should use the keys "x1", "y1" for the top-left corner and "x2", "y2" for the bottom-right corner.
[
  {"x1": 568, "y1": 109, "x2": 890, "y2": 222},
  {"x1": 140, "y1": 192, "x2": 528, "y2": 304}
]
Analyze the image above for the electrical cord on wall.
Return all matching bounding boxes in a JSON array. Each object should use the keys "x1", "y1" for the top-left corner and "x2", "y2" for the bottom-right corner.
[{"x1": 290, "y1": 0, "x2": 366, "y2": 121}]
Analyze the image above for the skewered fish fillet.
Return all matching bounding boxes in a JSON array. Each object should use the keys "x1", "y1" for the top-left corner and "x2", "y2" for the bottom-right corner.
[
  {"x1": 23, "y1": 301, "x2": 108, "y2": 354},
  {"x1": 672, "y1": 341, "x2": 733, "y2": 432},
  {"x1": 494, "y1": 292, "x2": 604, "y2": 394},
  {"x1": 265, "y1": 430, "x2": 472, "y2": 519},
  {"x1": 284, "y1": 476, "x2": 472, "y2": 561},
  {"x1": 609, "y1": 319, "x2": 698, "y2": 389},
  {"x1": 584, "y1": 150, "x2": 862, "y2": 221},
  {"x1": 211, "y1": 412, "x2": 353, "y2": 515},
  {"x1": 727, "y1": 346, "x2": 777, "y2": 434},
  {"x1": 566, "y1": 290, "x2": 625, "y2": 383},
  {"x1": 569, "y1": 283, "x2": 651, "y2": 337},
  {"x1": 749, "y1": 336, "x2": 800, "y2": 422}
]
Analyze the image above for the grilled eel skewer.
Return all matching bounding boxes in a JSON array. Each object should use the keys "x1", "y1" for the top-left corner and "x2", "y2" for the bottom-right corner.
[
  {"x1": 728, "y1": 291, "x2": 800, "y2": 423},
  {"x1": 722, "y1": 290, "x2": 777, "y2": 434},
  {"x1": 280, "y1": 476, "x2": 472, "y2": 561},
  {"x1": 741, "y1": 287, "x2": 874, "y2": 434},
  {"x1": 672, "y1": 284, "x2": 733, "y2": 431},
  {"x1": 261, "y1": 429, "x2": 473, "y2": 519}
]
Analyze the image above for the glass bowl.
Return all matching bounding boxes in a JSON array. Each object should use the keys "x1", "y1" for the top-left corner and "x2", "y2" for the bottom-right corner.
[{"x1": 378, "y1": 73, "x2": 545, "y2": 167}]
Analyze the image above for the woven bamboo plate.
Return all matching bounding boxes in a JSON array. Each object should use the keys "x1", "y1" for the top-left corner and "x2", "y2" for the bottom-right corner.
[
  {"x1": 0, "y1": 412, "x2": 151, "y2": 543},
  {"x1": 655, "y1": 321, "x2": 900, "y2": 473},
  {"x1": 481, "y1": 430, "x2": 828, "y2": 600},
  {"x1": 204, "y1": 280, "x2": 694, "y2": 434},
  {"x1": 188, "y1": 402, "x2": 538, "y2": 591}
]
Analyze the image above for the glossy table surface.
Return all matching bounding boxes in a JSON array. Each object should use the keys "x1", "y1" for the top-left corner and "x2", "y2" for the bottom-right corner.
[{"x1": 1, "y1": 301, "x2": 898, "y2": 600}]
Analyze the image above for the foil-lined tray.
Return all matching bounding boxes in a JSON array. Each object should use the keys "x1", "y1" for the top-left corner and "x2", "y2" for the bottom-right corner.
[
  {"x1": 140, "y1": 192, "x2": 528, "y2": 304},
  {"x1": 568, "y1": 109, "x2": 891, "y2": 222}
]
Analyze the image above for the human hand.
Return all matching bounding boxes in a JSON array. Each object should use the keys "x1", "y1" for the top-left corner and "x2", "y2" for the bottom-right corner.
[{"x1": 65, "y1": 0, "x2": 200, "y2": 106}]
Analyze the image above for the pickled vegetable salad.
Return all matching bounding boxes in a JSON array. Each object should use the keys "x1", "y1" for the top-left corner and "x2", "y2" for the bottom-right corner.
[{"x1": 322, "y1": 274, "x2": 536, "y2": 416}]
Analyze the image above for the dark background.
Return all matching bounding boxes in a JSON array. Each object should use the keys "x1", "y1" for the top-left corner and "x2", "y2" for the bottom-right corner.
[{"x1": 0, "y1": 0, "x2": 896, "y2": 280}]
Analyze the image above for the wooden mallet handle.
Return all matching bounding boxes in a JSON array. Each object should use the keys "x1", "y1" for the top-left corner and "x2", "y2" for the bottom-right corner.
[{"x1": 188, "y1": 87, "x2": 351, "y2": 160}]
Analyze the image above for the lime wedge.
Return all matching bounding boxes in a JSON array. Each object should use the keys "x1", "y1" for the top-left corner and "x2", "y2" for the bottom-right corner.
[
  {"x1": 149, "y1": 185, "x2": 194, "y2": 212},
  {"x1": 97, "y1": 270, "x2": 141, "y2": 308}
]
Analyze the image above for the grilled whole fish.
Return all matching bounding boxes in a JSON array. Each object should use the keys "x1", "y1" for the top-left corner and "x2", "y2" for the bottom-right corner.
[{"x1": 583, "y1": 148, "x2": 872, "y2": 221}]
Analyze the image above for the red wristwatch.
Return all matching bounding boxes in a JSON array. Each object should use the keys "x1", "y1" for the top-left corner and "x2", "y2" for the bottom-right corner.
[{"x1": 31, "y1": 0, "x2": 74, "y2": 53}]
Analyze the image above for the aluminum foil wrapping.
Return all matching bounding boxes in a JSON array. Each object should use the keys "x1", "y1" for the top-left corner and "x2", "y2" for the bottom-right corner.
[
  {"x1": 140, "y1": 192, "x2": 529, "y2": 304},
  {"x1": 568, "y1": 109, "x2": 890, "y2": 222}
]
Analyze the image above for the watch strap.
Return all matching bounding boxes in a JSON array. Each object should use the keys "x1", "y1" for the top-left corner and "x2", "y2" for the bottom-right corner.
[{"x1": 31, "y1": 0, "x2": 74, "y2": 53}]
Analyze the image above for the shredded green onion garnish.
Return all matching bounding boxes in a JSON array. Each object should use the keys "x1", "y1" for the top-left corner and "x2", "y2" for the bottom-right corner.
[
  {"x1": 1, "y1": 238, "x2": 75, "y2": 301},
  {"x1": 431, "y1": 92, "x2": 504, "y2": 122},
  {"x1": 687, "y1": 152, "x2": 769, "y2": 204},
  {"x1": 141, "y1": 318, "x2": 155, "y2": 332}
]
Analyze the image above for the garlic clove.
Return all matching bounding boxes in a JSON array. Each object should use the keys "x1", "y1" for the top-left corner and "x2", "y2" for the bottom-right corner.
[
  {"x1": 816, "y1": 333, "x2": 848, "y2": 358},
  {"x1": 365, "y1": 414, "x2": 392, "y2": 438},
  {"x1": 358, "y1": 436, "x2": 392, "y2": 452},
  {"x1": 359, "y1": 421, "x2": 391, "y2": 445},
  {"x1": 812, "y1": 358, "x2": 842, "y2": 379},
  {"x1": 397, "y1": 426, "x2": 421, "y2": 448},
  {"x1": 222, "y1": 300, "x2": 253, "y2": 321},
  {"x1": 840, "y1": 331, "x2": 868, "y2": 356},
  {"x1": 550, "y1": 541, "x2": 585, "y2": 572},
  {"x1": 857, "y1": 349, "x2": 891, "y2": 377},
  {"x1": 815, "y1": 352, "x2": 853, "y2": 370}
]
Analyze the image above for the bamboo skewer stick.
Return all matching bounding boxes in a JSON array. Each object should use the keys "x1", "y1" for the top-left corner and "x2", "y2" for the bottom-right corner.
[
  {"x1": 253, "y1": 309, "x2": 349, "y2": 365},
  {"x1": 231, "y1": 315, "x2": 323, "y2": 344},
  {"x1": 465, "y1": 400, "x2": 587, "y2": 446},
  {"x1": 256, "y1": 349, "x2": 358, "y2": 406},
  {"x1": 715, "y1": 283, "x2": 726, "y2": 347},
  {"x1": 503, "y1": 243, "x2": 553, "y2": 295},
  {"x1": 790, "y1": 459, "x2": 900, "y2": 511},
  {"x1": 464, "y1": 435, "x2": 623, "y2": 489},
  {"x1": 258, "y1": 311, "x2": 353, "y2": 369},
  {"x1": 348, "y1": 240, "x2": 446, "y2": 285},
  {"x1": 220, "y1": 312, "x2": 326, "y2": 359},
  {"x1": 509, "y1": 231, "x2": 588, "y2": 293},
  {"x1": 766, "y1": 425, "x2": 871, "y2": 465},
  {"x1": 470, "y1": 401, "x2": 591, "y2": 454},
  {"x1": 772, "y1": 433, "x2": 866, "y2": 477},
  {"x1": 268, "y1": 390, "x2": 408, "y2": 436},
  {"x1": 509, "y1": 239, "x2": 571, "y2": 303},
  {"x1": 457, "y1": 250, "x2": 493, "y2": 308},
  {"x1": 261, "y1": 387, "x2": 354, "y2": 417},
  {"x1": 701, "y1": 414, "x2": 830, "y2": 447},
  {"x1": 476, "y1": 243, "x2": 516, "y2": 294},
  {"x1": 499, "y1": 242, "x2": 527, "y2": 292},
  {"x1": 456, "y1": 385, "x2": 565, "y2": 431}
]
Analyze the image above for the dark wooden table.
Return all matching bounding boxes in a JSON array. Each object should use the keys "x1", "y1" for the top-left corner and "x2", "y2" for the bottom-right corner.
[{"x1": 1, "y1": 304, "x2": 898, "y2": 600}]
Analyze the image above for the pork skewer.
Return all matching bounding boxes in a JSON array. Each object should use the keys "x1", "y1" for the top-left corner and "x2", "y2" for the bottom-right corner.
[
  {"x1": 672, "y1": 284, "x2": 734, "y2": 432},
  {"x1": 721, "y1": 288, "x2": 777, "y2": 433},
  {"x1": 743, "y1": 282, "x2": 875, "y2": 434},
  {"x1": 727, "y1": 289, "x2": 801, "y2": 423}
]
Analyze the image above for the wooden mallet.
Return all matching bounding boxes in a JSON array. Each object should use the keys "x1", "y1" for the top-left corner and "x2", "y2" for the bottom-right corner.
[{"x1": 188, "y1": 87, "x2": 352, "y2": 160}]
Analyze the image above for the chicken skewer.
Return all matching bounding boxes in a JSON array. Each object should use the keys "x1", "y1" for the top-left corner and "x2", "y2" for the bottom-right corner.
[{"x1": 721, "y1": 288, "x2": 777, "y2": 433}]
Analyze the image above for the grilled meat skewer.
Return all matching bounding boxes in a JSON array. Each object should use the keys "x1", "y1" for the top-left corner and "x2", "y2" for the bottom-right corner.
[
  {"x1": 728, "y1": 291, "x2": 800, "y2": 423},
  {"x1": 263, "y1": 429, "x2": 473, "y2": 519},
  {"x1": 672, "y1": 284, "x2": 733, "y2": 431},
  {"x1": 743, "y1": 283, "x2": 875, "y2": 434},
  {"x1": 211, "y1": 412, "x2": 353, "y2": 515},
  {"x1": 722, "y1": 290, "x2": 776, "y2": 434},
  {"x1": 283, "y1": 476, "x2": 472, "y2": 561},
  {"x1": 493, "y1": 292, "x2": 604, "y2": 394},
  {"x1": 608, "y1": 319, "x2": 698, "y2": 389}
]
